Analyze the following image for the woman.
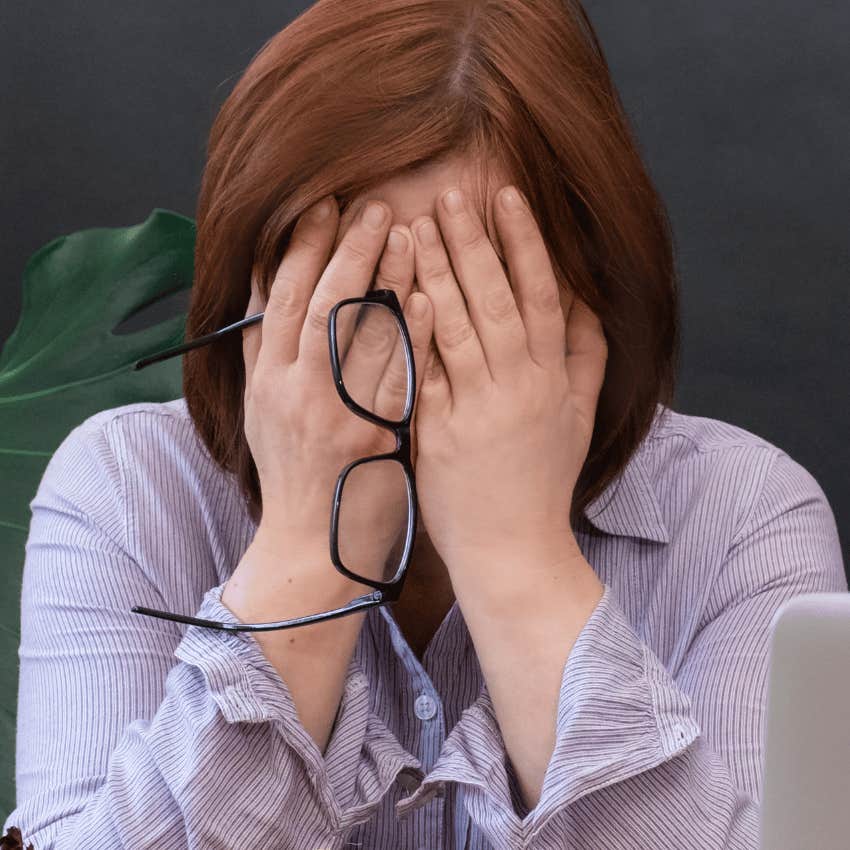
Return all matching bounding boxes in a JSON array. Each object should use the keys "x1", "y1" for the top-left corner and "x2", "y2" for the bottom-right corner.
[{"x1": 4, "y1": 1, "x2": 846, "y2": 848}]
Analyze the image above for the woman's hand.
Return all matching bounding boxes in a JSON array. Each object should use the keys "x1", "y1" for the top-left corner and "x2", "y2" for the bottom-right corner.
[
  {"x1": 242, "y1": 196, "x2": 433, "y2": 584},
  {"x1": 409, "y1": 185, "x2": 608, "y2": 576}
]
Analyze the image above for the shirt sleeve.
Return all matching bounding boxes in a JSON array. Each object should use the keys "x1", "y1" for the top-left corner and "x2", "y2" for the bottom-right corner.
[
  {"x1": 3, "y1": 417, "x2": 424, "y2": 850},
  {"x1": 395, "y1": 449, "x2": 848, "y2": 848}
]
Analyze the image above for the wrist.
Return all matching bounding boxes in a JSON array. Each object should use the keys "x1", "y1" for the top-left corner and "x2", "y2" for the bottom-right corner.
[
  {"x1": 223, "y1": 533, "x2": 364, "y2": 619},
  {"x1": 447, "y1": 533, "x2": 598, "y2": 611}
]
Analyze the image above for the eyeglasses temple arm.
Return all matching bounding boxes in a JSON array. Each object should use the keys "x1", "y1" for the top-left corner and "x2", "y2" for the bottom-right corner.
[
  {"x1": 133, "y1": 311, "x2": 265, "y2": 370},
  {"x1": 129, "y1": 587, "x2": 383, "y2": 632}
]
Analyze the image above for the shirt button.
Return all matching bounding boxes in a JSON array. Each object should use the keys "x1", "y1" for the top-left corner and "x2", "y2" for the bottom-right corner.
[{"x1": 414, "y1": 693, "x2": 437, "y2": 720}]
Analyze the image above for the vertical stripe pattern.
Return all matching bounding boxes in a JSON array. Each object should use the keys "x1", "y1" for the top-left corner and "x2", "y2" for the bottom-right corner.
[{"x1": 4, "y1": 398, "x2": 846, "y2": 849}]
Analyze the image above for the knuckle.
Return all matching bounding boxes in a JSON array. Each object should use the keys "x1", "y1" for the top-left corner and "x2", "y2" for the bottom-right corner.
[
  {"x1": 305, "y1": 299, "x2": 334, "y2": 335},
  {"x1": 340, "y1": 239, "x2": 373, "y2": 271},
  {"x1": 382, "y1": 362, "x2": 409, "y2": 396},
  {"x1": 426, "y1": 263, "x2": 456, "y2": 287},
  {"x1": 289, "y1": 228, "x2": 327, "y2": 254},
  {"x1": 529, "y1": 279, "x2": 561, "y2": 312},
  {"x1": 439, "y1": 317, "x2": 475, "y2": 351},
  {"x1": 482, "y1": 287, "x2": 518, "y2": 323},
  {"x1": 266, "y1": 276, "x2": 304, "y2": 318},
  {"x1": 374, "y1": 266, "x2": 407, "y2": 291},
  {"x1": 355, "y1": 318, "x2": 396, "y2": 353},
  {"x1": 458, "y1": 228, "x2": 490, "y2": 254}
]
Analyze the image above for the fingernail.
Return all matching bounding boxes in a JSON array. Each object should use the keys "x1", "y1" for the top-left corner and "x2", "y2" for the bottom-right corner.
[
  {"x1": 387, "y1": 228, "x2": 408, "y2": 254},
  {"x1": 500, "y1": 186, "x2": 524, "y2": 211},
  {"x1": 363, "y1": 202, "x2": 387, "y2": 229},
  {"x1": 442, "y1": 188, "x2": 464, "y2": 215},
  {"x1": 310, "y1": 196, "x2": 334, "y2": 221},
  {"x1": 415, "y1": 218, "x2": 438, "y2": 246}
]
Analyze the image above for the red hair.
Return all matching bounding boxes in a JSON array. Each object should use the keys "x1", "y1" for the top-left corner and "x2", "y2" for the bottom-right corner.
[{"x1": 183, "y1": 0, "x2": 680, "y2": 529}]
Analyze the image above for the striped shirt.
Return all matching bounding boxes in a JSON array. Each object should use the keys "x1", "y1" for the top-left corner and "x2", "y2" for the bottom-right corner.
[{"x1": 4, "y1": 397, "x2": 846, "y2": 849}]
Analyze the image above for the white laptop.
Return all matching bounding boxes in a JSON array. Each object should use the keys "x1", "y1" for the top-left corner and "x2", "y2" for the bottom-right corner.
[{"x1": 760, "y1": 591, "x2": 850, "y2": 849}]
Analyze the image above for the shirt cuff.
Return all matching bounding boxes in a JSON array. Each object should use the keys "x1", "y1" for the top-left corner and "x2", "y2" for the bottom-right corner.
[
  {"x1": 175, "y1": 582, "x2": 425, "y2": 833},
  {"x1": 395, "y1": 583, "x2": 701, "y2": 846}
]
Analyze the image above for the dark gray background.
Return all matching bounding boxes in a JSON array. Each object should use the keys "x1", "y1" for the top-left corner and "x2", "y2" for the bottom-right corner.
[{"x1": 2, "y1": 1, "x2": 848, "y2": 578}]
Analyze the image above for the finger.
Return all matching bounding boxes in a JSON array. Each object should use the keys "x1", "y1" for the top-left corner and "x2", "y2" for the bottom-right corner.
[
  {"x1": 242, "y1": 269, "x2": 266, "y2": 397},
  {"x1": 411, "y1": 215, "x2": 488, "y2": 394},
  {"x1": 492, "y1": 186, "x2": 567, "y2": 371},
  {"x1": 405, "y1": 295, "x2": 433, "y2": 474},
  {"x1": 374, "y1": 289, "x2": 432, "y2": 421},
  {"x1": 333, "y1": 223, "x2": 412, "y2": 363},
  {"x1": 336, "y1": 226, "x2": 415, "y2": 412},
  {"x1": 565, "y1": 297, "x2": 608, "y2": 419},
  {"x1": 435, "y1": 186, "x2": 527, "y2": 380},
  {"x1": 255, "y1": 195, "x2": 339, "y2": 371},
  {"x1": 417, "y1": 337, "x2": 451, "y2": 417},
  {"x1": 374, "y1": 226, "x2": 415, "y2": 301},
  {"x1": 300, "y1": 200, "x2": 392, "y2": 371}
]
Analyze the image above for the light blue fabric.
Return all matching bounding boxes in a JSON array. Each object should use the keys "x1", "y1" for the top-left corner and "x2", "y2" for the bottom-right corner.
[{"x1": 5, "y1": 399, "x2": 846, "y2": 848}]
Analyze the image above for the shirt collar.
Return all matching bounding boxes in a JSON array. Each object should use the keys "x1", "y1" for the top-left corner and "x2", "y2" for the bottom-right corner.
[{"x1": 580, "y1": 407, "x2": 671, "y2": 544}]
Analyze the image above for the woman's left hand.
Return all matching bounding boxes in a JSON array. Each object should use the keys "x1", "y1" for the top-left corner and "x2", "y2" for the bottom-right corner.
[{"x1": 410, "y1": 184, "x2": 608, "y2": 577}]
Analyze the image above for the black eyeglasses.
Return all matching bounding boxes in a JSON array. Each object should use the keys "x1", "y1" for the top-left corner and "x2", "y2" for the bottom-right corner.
[{"x1": 129, "y1": 288, "x2": 417, "y2": 632}]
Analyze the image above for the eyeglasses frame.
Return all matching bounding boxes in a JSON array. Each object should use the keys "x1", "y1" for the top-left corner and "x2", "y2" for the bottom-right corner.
[{"x1": 129, "y1": 287, "x2": 417, "y2": 633}]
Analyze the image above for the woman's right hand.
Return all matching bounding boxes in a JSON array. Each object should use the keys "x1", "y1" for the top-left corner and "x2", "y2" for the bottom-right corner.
[{"x1": 241, "y1": 195, "x2": 433, "y2": 586}]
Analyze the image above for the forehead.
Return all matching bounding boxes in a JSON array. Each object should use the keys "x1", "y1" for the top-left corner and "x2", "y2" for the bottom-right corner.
[{"x1": 333, "y1": 155, "x2": 512, "y2": 260}]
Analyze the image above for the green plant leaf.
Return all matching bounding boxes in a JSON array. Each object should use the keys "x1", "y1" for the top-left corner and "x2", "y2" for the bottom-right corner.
[{"x1": 0, "y1": 207, "x2": 196, "y2": 822}]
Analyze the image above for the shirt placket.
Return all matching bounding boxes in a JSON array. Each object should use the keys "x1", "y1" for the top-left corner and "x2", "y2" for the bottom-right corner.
[{"x1": 378, "y1": 607, "x2": 450, "y2": 850}]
